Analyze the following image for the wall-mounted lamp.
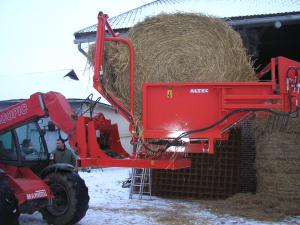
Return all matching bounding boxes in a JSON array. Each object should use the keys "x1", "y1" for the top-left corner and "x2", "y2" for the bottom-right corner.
[{"x1": 274, "y1": 21, "x2": 282, "y2": 29}]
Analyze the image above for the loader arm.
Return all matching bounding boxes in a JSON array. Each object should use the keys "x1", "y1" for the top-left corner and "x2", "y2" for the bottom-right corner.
[
  {"x1": 0, "y1": 91, "x2": 191, "y2": 170},
  {"x1": 0, "y1": 92, "x2": 77, "y2": 149}
]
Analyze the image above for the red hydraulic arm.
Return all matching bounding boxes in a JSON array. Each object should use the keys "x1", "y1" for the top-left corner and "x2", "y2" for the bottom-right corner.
[
  {"x1": 93, "y1": 12, "x2": 136, "y2": 124},
  {"x1": 0, "y1": 91, "x2": 191, "y2": 170},
  {"x1": 0, "y1": 92, "x2": 77, "y2": 148}
]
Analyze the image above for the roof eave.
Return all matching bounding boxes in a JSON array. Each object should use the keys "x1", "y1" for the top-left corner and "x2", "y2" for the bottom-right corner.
[
  {"x1": 228, "y1": 12, "x2": 300, "y2": 28},
  {"x1": 74, "y1": 32, "x2": 96, "y2": 44},
  {"x1": 74, "y1": 12, "x2": 300, "y2": 44}
]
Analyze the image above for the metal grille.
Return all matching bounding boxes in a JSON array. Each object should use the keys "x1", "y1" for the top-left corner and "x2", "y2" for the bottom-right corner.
[{"x1": 152, "y1": 129, "x2": 242, "y2": 199}]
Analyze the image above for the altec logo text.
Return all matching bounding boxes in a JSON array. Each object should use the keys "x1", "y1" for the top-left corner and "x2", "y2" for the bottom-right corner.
[
  {"x1": 0, "y1": 103, "x2": 28, "y2": 124},
  {"x1": 190, "y1": 88, "x2": 209, "y2": 94}
]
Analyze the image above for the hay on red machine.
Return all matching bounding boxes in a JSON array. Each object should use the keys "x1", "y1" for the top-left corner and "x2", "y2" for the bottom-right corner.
[
  {"x1": 87, "y1": 12, "x2": 300, "y2": 216},
  {"x1": 88, "y1": 13, "x2": 255, "y2": 117}
]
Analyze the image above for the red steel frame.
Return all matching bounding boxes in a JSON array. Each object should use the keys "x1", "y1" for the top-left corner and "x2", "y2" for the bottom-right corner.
[
  {"x1": 76, "y1": 114, "x2": 191, "y2": 169},
  {"x1": 93, "y1": 12, "x2": 135, "y2": 121},
  {"x1": 142, "y1": 57, "x2": 300, "y2": 154}
]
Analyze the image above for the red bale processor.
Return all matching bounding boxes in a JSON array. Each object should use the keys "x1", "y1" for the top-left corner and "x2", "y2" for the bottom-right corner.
[{"x1": 0, "y1": 11, "x2": 299, "y2": 225}]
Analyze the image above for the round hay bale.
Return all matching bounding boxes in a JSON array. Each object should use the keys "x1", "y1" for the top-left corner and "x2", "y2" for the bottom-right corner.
[{"x1": 89, "y1": 13, "x2": 255, "y2": 117}]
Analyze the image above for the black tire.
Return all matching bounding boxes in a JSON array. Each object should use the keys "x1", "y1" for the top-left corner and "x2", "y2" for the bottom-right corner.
[
  {"x1": 40, "y1": 172, "x2": 89, "y2": 225},
  {"x1": 0, "y1": 174, "x2": 20, "y2": 225}
]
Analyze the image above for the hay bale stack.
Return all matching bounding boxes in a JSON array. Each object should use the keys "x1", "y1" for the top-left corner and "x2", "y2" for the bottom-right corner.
[
  {"x1": 254, "y1": 117, "x2": 300, "y2": 206},
  {"x1": 89, "y1": 13, "x2": 255, "y2": 117}
]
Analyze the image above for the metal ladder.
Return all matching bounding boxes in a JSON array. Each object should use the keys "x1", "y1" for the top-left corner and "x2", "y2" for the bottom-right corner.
[{"x1": 129, "y1": 168, "x2": 152, "y2": 200}]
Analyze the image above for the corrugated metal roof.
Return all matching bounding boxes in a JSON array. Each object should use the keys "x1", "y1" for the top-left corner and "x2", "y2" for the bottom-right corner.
[{"x1": 75, "y1": 0, "x2": 300, "y2": 35}]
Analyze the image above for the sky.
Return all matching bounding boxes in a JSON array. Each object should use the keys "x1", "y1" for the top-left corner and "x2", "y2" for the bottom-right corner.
[{"x1": 0, "y1": 0, "x2": 153, "y2": 100}]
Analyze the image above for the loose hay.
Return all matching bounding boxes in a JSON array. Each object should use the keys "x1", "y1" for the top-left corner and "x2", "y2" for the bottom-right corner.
[
  {"x1": 225, "y1": 193, "x2": 300, "y2": 219},
  {"x1": 89, "y1": 13, "x2": 255, "y2": 117}
]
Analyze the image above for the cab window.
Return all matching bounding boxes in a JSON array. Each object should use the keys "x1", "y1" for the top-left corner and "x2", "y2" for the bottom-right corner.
[
  {"x1": 15, "y1": 122, "x2": 47, "y2": 161},
  {"x1": 0, "y1": 131, "x2": 17, "y2": 161}
]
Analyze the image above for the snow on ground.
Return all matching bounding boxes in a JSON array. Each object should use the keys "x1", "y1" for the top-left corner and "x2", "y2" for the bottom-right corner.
[{"x1": 19, "y1": 168, "x2": 300, "y2": 225}]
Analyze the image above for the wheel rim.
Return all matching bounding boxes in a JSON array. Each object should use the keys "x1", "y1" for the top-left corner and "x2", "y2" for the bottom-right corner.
[{"x1": 47, "y1": 182, "x2": 69, "y2": 216}]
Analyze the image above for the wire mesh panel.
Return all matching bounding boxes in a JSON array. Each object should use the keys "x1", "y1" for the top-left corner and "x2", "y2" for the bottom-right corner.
[{"x1": 152, "y1": 129, "x2": 242, "y2": 199}]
